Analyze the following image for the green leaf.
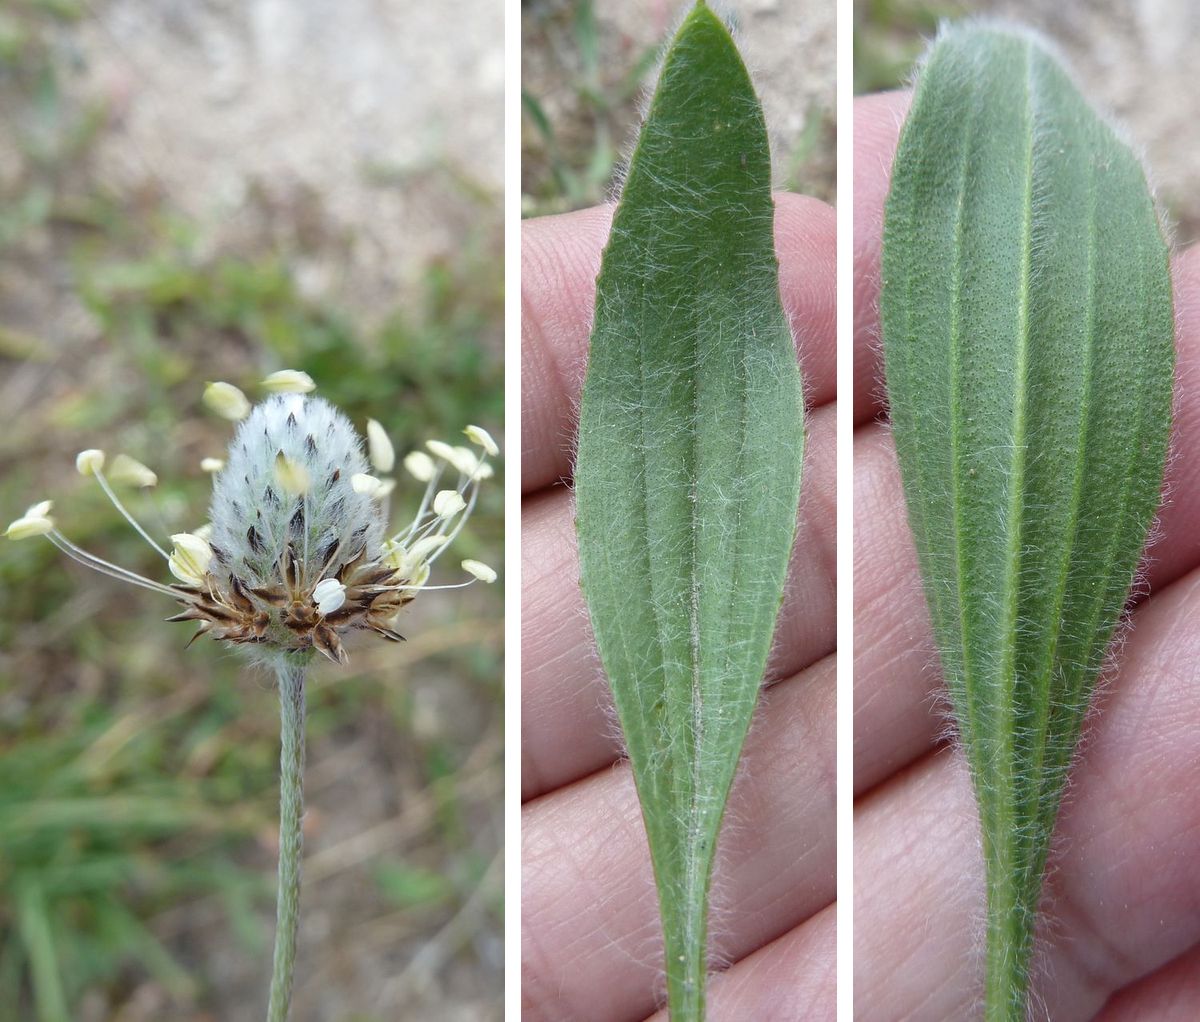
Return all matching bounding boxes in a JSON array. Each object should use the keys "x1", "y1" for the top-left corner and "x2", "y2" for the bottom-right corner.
[
  {"x1": 881, "y1": 23, "x2": 1173, "y2": 1020},
  {"x1": 15, "y1": 880, "x2": 68, "y2": 1022},
  {"x1": 574, "y1": 5, "x2": 803, "y2": 1019}
]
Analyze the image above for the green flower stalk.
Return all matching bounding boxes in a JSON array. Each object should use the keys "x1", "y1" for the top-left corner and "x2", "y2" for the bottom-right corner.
[{"x1": 7, "y1": 373, "x2": 499, "y2": 1020}]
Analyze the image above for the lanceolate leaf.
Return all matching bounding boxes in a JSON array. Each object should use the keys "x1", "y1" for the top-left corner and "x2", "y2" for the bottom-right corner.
[
  {"x1": 882, "y1": 24, "x2": 1173, "y2": 1020},
  {"x1": 574, "y1": 5, "x2": 804, "y2": 1019}
]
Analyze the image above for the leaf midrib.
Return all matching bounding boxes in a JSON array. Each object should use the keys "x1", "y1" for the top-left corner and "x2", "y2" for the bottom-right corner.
[{"x1": 991, "y1": 43, "x2": 1037, "y2": 875}]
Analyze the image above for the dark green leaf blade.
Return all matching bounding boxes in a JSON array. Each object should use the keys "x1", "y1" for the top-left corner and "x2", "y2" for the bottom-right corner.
[
  {"x1": 574, "y1": 5, "x2": 804, "y2": 1019},
  {"x1": 882, "y1": 23, "x2": 1173, "y2": 1020}
]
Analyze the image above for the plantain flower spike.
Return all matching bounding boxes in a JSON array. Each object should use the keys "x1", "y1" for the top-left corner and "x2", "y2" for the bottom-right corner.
[{"x1": 5, "y1": 374, "x2": 498, "y2": 666}]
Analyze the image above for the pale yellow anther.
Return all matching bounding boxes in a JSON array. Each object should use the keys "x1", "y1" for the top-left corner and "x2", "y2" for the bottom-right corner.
[
  {"x1": 472, "y1": 462, "x2": 495, "y2": 481},
  {"x1": 262, "y1": 369, "x2": 316, "y2": 394},
  {"x1": 464, "y1": 425, "x2": 499, "y2": 457},
  {"x1": 404, "y1": 451, "x2": 436, "y2": 482},
  {"x1": 203, "y1": 381, "x2": 251, "y2": 420},
  {"x1": 407, "y1": 534, "x2": 449, "y2": 564},
  {"x1": 376, "y1": 478, "x2": 397, "y2": 496},
  {"x1": 6, "y1": 514, "x2": 54, "y2": 540},
  {"x1": 381, "y1": 537, "x2": 405, "y2": 569},
  {"x1": 76, "y1": 449, "x2": 106, "y2": 476},
  {"x1": 168, "y1": 532, "x2": 214, "y2": 586},
  {"x1": 109, "y1": 454, "x2": 158, "y2": 488},
  {"x1": 200, "y1": 457, "x2": 225, "y2": 473},
  {"x1": 427, "y1": 440, "x2": 478, "y2": 477},
  {"x1": 453, "y1": 446, "x2": 481, "y2": 475},
  {"x1": 274, "y1": 453, "x2": 310, "y2": 495},
  {"x1": 433, "y1": 489, "x2": 466, "y2": 517},
  {"x1": 25, "y1": 500, "x2": 53, "y2": 519},
  {"x1": 462, "y1": 559, "x2": 497, "y2": 584},
  {"x1": 366, "y1": 419, "x2": 395, "y2": 473},
  {"x1": 351, "y1": 472, "x2": 384, "y2": 497}
]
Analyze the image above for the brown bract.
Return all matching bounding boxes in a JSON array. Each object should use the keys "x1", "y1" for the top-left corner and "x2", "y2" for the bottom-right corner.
[{"x1": 167, "y1": 543, "x2": 413, "y2": 664}]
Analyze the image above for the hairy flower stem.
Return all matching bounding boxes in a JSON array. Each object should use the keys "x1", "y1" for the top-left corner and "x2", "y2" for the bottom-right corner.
[{"x1": 267, "y1": 658, "x2": 308, "y2": 1022}]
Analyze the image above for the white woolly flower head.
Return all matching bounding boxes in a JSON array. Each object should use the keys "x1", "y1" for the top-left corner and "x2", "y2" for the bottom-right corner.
[
  {"x1": 208, "y1": 394, "x2": 384, "y2": 589},
  {"x1": 6, "y1": 373, "x2": 499, "y2": 667}
]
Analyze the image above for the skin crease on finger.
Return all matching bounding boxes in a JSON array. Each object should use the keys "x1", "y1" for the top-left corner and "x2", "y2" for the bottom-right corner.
[
  {"x1": 522, "y1": 655, "x2": 835, "y2": 1022},
  {"x1": 1097, "y1": 941, "x2": 1200, "y2": 1020},
  {"x1": 852, "y1": 91, "x2": 1200, "y2": 1020},
  {"x1": 642, "y1": 905, "x2": 835, "y2": 1022}
]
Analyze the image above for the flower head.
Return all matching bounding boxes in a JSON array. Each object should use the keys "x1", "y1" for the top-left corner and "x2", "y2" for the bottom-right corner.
[{"x1": 7, "y1": 374, "x2": 498, "y2": 666}]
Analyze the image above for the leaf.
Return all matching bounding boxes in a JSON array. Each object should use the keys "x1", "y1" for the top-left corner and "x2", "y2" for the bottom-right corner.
[
  {"x1": 574, "y1": 5, "x2": 804, "y2": 1019},
  {"x1": 15, "y1": 880, "x2": 68, "y2": 1022},
  {"x1": 881, "y1": 23, "x2": 1173, "y2": 1019}
]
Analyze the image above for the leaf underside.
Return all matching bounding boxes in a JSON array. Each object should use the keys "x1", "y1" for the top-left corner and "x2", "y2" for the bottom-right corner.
[
  {"x1": 574, "y1": 5, "x2": 804, "y2": 1020},
  {"x1": 882, "y1": 24, "x2": 1173, "y2": 1020}
]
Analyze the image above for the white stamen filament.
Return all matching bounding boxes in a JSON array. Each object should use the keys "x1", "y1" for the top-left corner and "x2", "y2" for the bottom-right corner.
[
  {"x1": 425, "y1": 475, "x2": 481, "y2": 567},
  {"x1": 375, "y1": 579, "x2": 478, "y2": 593},
  {"x1": 46, "y1": 530, "x2": 186, "y2": 599},
  {"x1": 391, "y1": 467, "x2": 448, "y2": 545},
  {"x1": 93, "y1": 469, "x2": 171, "y2": 560}
]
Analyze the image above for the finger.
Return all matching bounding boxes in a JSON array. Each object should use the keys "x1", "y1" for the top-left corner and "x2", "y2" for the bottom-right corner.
[
  {"x1": 523, "y1": 403, "x2": 836, "y2": 800},
  {"x1": 521, "y1": 194, "x2": 837, "y2": 495},
  {"x1": 1097, "y1": 942, "x2": 1200, "y2": 1021},
  {"x1": 641, "y1": 905, "x2": 835, "y2": 1022},
  {"x1": 521, "y1": 205, "x2": 612, "y2": 493},
  {"x1": 854, "y1": 242, "x2": 1200, "y2": 796},
  {"x1": 852, "y1": 90, "x2": 910, "y2": 425},
  {"x1": 522, "y1": 656, "x2": 835, "y2": 1022},
  {"x1": 852, "y1": 421, "x2": 932, "y2": 795},
  {"x1": 855, "y1": 563, "x2": 1200, "y2": 1020}
]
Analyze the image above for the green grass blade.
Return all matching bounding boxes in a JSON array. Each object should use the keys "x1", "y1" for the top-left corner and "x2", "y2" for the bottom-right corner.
[
  {"x1": 574, "y1": 5, "x2": 804, "y2": 1019},
  {"x1": 15, "y1": 880, "x2": 68, "y2": 1022},
  {"x1": 881, "y1": 23, "x2": 1174, "y2": 1020}
]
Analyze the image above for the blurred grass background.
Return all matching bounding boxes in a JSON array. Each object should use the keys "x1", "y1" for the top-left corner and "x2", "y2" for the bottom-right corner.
[
  {"x1": 856, "y1": 0, "x2": 1200, "y2": 244},
  {"x1": 522, "y1": 0, "x2": 836, "y2": 218},
  {"x1": 0, "y1": 2, "x2": 502, "y2": 1020}
]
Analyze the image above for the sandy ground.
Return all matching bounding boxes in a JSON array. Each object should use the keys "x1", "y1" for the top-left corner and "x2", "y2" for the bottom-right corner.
[{"x1": 76, "y1": 0, "x2": 504, "y2": 315}]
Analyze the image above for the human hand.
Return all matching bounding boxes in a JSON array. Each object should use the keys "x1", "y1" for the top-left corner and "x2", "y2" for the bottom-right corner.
[
  {"x1": 854, "y1": 90, "x2": 1200, "y2": 1020},
  {"x1": 521, "y1": 196, "x2": 837, "y2": 1021}
]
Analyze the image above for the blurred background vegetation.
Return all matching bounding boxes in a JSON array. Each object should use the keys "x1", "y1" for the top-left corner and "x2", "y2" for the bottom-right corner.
[
  {"x1": 856, "y1": 0, "x2": 1200, "y2": 244},
  {"x1": 522, "y1": 0, "x2": 836, "y2": 218},
  {"x1": 0, "y1": 1, "x2": 502, "y2": 1020}
]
